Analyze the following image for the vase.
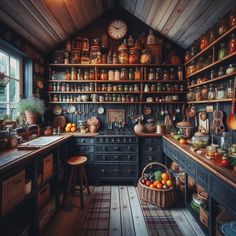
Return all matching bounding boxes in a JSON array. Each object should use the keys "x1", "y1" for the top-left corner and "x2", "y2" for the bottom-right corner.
[
  {"x1": 134, "y1": 121, "x2": 144, "y2": 134},
  {"x1": 25, "y1": 111, "x2": 38, "y2": 125}
]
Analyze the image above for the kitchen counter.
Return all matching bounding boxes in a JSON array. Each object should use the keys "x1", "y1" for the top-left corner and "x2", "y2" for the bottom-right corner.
[{"x1": 163, "y1": 135, "x2": 236, "y2": 189}]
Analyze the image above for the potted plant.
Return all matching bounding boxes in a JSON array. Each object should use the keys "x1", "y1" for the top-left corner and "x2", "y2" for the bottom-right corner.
[{"x1": 17, "y1": 97, "x2": 45, "y2": 125}]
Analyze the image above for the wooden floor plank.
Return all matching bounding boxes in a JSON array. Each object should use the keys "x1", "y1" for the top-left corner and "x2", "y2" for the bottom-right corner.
[
  {"x1": 109, "y1": 186, "x2": 122, "y2": 236},
  {"x1": 119, "y1": 186, "x2": 135, "y2": 236},
  {"x1": 127, "y1": 186, "x2": 149, "y2": 236},
  {"x1": 181, "y1": 208, "x2": 205, "y2": 236},
  {"x1": 170, "y1": 208, "x2": 197, "y2": 236}
]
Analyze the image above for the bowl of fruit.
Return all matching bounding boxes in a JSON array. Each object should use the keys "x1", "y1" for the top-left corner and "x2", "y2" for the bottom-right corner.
[{"x1": 137, "y1": 162, "x2": 175, "y2": 208}]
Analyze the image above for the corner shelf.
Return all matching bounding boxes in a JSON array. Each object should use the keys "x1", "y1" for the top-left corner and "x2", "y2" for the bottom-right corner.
[{"x1": 187, "y1": 98, "x2": 232, "y2": 104}]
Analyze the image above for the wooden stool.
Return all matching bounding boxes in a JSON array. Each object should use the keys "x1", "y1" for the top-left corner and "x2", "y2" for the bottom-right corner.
[{"x1": 64, "y1": 155, "x2": 90, "y2": 209}]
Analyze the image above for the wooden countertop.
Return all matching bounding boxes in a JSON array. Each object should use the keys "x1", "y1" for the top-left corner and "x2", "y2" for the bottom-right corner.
[
  {"x1": 163, "y1": 135, "x2": 236, "y2": 189},
  {"x1": 134, "y1": 132, "x2": 163, "y2": 137}
]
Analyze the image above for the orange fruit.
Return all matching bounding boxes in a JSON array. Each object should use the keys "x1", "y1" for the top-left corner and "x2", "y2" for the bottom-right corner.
[
  {"x1": 162, "y1": 173, "x2": 169, "y2": 181},
  {"x1": 150, "y1": 184, "x2": 155, "y2": 189},
  {"x1": 72, "y1": 123, "x2": 76, "y2": 127},
  {"x1": 153, "y1": 180, "x2": 160, "y2": 186},
  {"x1": 166, "y1": 180, "x2": 173, "y2": 187},
  {"x1": 70, "y1": 127, "x2": 77, "y2": 132},
  {"x1": 66, "y1": 123, "x2": 72, "y2": 128},
  {"x1": 161, "y1": 179, "x2": 167, "y2": 185},
  {"x1": 179, "y1": 138, "x2": 187, "y2": 145},
  {"x1": 65, "y1": 126, "x2": 71, "y2": 132},
  {"x1": 157, "y1": 183, "x2": 163, "y2": 189}
]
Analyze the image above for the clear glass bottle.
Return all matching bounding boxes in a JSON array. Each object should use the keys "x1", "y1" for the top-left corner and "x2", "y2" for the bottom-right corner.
[
  {"x1": 227, "y1": 79, "x2": 233, "y2": 98},
  {"x1": 216, "y1": 84, "x2": 225, "y2": 99},
  {"x1": 195, "y1": 87, "x2": 203, "y2": 101},
  {"x1": 218, "y1": 43, "x2": 227, "y2": 60},
  {"x1": 120, "y1": 68, "x2": 128, "y2": 80},
  {"x1": 148, "y1": 68, "x2": 155, "y2": 80},
  {"x1": 228, "y1": 33, "x2": 236, "y2": 54},
  {"x1": 129, "y1": 68, "x2": 133, "y2": 80},
  {"x1": 163, "y1": 69, "x2": 170, "y2": 80},
  {"x1": 208, "y1": 84, "x2": 216, "y2": 100},
  {"x1": 218, "y1": 67, "x2": 225, "y2": 77},
  {"x1": 170, "y1": 68, "x2": 176, "y2": 80},
  {"x1": 155, "y1": 68, "x2": 162, "y2": 80},
  {"x1": 177, "y1": 67, "x2": 183, "y2": 80}
]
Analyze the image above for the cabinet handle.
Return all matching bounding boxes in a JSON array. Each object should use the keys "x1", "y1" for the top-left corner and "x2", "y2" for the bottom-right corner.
[
  {"x1": 127, "y1": 146, "x2": 131, "y2": 150},
  {"x1": 113, "y1": 169, "x2": 119, "y2": 173},
  {"x1": 113, "y1": 146, "x2": 119, "y2": 150},
  {"x1": 101, "y1": 169, "x2": 105, "y2": 173},
  {"x1": 148, "y1": 146, "x2": 153, "y2": 151},
  {"x1": 82, "y1": 139, "x2": 85, "y2": 143},
  {"x1": 102, "y1": 155, "x2": 106, "y2": 160},
  {"x1": 127, "y1": 169, "x2": 131, "y2": 173},
  {"x1": 148, "y1": 156, "x2": 153, "y2": 161},
  {"x1": 113, "y1": 156, "x2": 119, "y2": 160},
  {"x1": 103, "y1": 147, "x2": 106, "y2": 151},
  {"x1": 127, "y1": 155, "x2": 131, "y2": 160}
]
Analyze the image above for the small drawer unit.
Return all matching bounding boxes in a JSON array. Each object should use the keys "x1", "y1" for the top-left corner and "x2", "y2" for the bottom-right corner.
[
  {"x1": 95, "y1": 135, "x2": 138, "y2": 184},
  {"x1": 139, "y1": 137, "x2": 163, "y2": 172}
]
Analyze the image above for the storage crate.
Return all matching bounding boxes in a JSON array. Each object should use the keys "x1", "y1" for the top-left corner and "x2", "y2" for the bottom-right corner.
[
  {"x1": 43, "y1": 154, "x2": 53, "y2": 181},
  {"x1": 1, "y1": 170, "x2": 25, "y2": 216},
  {"x1": 38, "y1": 184, "x2": 50, "y2": 209}
]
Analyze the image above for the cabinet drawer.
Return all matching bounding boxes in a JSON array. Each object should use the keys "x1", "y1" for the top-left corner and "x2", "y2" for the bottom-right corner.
[
  {"x1": 140, "y1": 153, "x2": 162, "y2": 162},
  {"x1": 229, "y1": 189, "x2": 236, "y2": 212},
  {"x1": 178, "y1": 153, "x2": 186, "y2": 168},
  {"x1": 74, "y1": 138, "x2": 94, "y2": 144},
  {"x1": 96, "y1": 164, "x2": 138, "y2": 177},
  {"x1": 210, "y1": 177, "x2": 228, "y2": 204},
  {"x1": 141, "y1": 144, "x2": 161, "y2": 153},
  {"x1": 186, "y1": 158, "x2": 196, "y2": 177},
  {"x1": 196, "y1": 165, "x2": 209, "y2": 190},
  {"x1": 95, "y1": 144, "x2": 137, "y2": 153},
  {"x1": 141, "y1": 138, "x2": 162, "y2": 145},
  {"x1": 74, "y1": 145, "x2": 94, "y2": 153},
  {"x1": 96, "y1": 154, "x2": 137, "y2": 162}
]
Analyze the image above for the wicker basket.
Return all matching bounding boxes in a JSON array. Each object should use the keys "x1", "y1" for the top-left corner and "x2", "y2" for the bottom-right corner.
[
  {"x1": 196, "y1": 184, "x2": 208, "y2": 200},
  {"x1": 137, "y1": 162, "x2": 175, "y2": 208}
]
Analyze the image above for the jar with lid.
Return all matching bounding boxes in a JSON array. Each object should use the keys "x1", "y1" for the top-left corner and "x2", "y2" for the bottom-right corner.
[
  {"x1": 84, "y1": 70, "x2": 89, "y2": 80},
  {"x1": 218, "y1": 67, "x2": 225, "y2": 77},
  {"x1": 229, "y1": 8, "x2": 236, "y2": 28},
  {"x1": 71, "y1": 67, "x2": 77, "y2": 80},
  {"x1": 100, "y1": 70, "x2": 108, "y2": 80},
  {"x1": 134, "y1": 67, "x2": 141, "y2": 80},
  {"x1": 188, "y1": 60, "x2": 196, "y2": 75},
  {"x1": 166, "y1": 84, "x2": 172, "y2": 91},
  {"x1": 121, "y1": 94, "x2": 126, "y2": 102},
  {"x1": 118, "y1": 84, "x2": 123, "y2": 92},
  {"x1": 129, "y1": 68, "x2": 133, "y2": 80},
  {"x1": 218, "y1": 42, "x2": 227, "y2": 60},
  {"x1": 53, "y1": 94, "x2": 58, "y2": 102},
  {"x1": 170, "y1": 68, "x2": 176, "y2": 80},
  {"x1": 114, "y1": 69, "x2": 120, "y2": 80},
  {"x1": 48, "y1": 83, "x2": 53, "y2": 91},
  {"x1": 129, "y1": 48, "x2": 140, "y2": 64},
  {"x1": 180, "y1": 85, "x2": 184, "y2": 91},
  {"x1": 226, "y1": 64, "x2": 236, "y2": 75},
  {"x1": 112, "y1": 52, "x2": 118, "y2": 64},
  {"x1": 208, "y1": 84, "x2": 216, "y2": 100},
  {"x1": 112, "y1": 94, "x2": 117, "y2": 102},
  {"x1": 200, "y1": 34, "x2": 209, "y2": 51},
  {"x1": 208, "y1": 29, "x2": 215, "y2": 43},
  {"x1": 218, "y1": 17, "x2": 227, "y2": 36},
  {"x1": 89, "y1": 69, "x2": 95, "y2": 80},
  {"x1": 144, "y1": 84, "x2": 150, "y2": 92},
  {"x1": 195, "y1": 87, "x2": 202, "y2": 101},
  {"x1": 140, "y1": 48, "x2": 151, "y2": 64},
  {"x1": 155, "y1": 68, "x2": 162, "y2": 80},
  {"x1": 108, "y1": 70, "x2": 114, "y2": 81},
  {"x1": 227, "y1": 79, "x2": 233, "y2": 98},
  {"x1": 174, "y1": 84, "x2": 180, "y2": 91},
  {"x1": 129, "y1": 85, "x2": 134, "y2": 91},
  {"x1": 192, "y1": 132, "x2": 209, "y2": 148},
  {"x1": 134, "y1": 84, "x2": 139, "y2": 92},
  {"x1": 148, "y1": 68, "x2": 155, "y2": 80},
  {"x1": 89, "y1": 83, "x2": 94, "y2": 91},
  {"x1": 101, "y1": 84, "x2": 107, "y2": 91},
  {"x1": 61, "y1": 83, "x2": 66, "y2": 92},
  {"x1": 185, "y1": 51, "x2": 191, "y2": 62},
  {"x1": 177, "y1": 67, "x2": 183, "y2": 80},
  {"x1": 206, "y1": 145, "x2": 217, "y2": 158},
  {"x1": 120, "y1": 68, "x2": 128, "y2": 80},
  {"x1": 228, "y1": 33, "x2": 236, "y2": 54},
  {"x1": 196, "y1": 57, "x2": 205, "y2": 70},
  {"x1": 57, "y1": 83, "x2": 61, "y2": 91},
  {"x1": 113, "y1": 85, "x2": 118, "y2": 92},
  {"x1": 150, "y1": 84, "x2": 156, "y2": 92},
  {"x1": 201, "y1": 86, "x2": 208, "y2": 100},
  {"x1": 157, "y1": 83, "x2": 162, "y2": 92},
  {"x1": 217, "y1": 84, "x2": 226, "y2": 99},
  {"x1": 163, "y1": 69, "x2": 170, "y2": 80},
  {"x1": 118, "y1": 48, "x2": 129, "y2": 64},
  {"x1": 124, "y1": 85, "x2": 129, "y2": 92}
]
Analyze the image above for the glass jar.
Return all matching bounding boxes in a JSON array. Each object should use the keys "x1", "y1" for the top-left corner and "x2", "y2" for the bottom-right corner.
[
  {"x1": 155, "y1": 68, "x2": 162, "y2": 80},
  {"x1": 177, "y1": 67, "x2": 183, "y2": 80},
  {"x1": 101, "y1": 84, "x2": 107, "y2": 91},
  {"x1": 174, "y1": 84, "x2": 180, "y2": 91},
  {"x1": 61, "y1": 83, "x2": 66, "y2": 92},
  {"x1": 195, "y1": 87, "x2": 203, "y2": 101},
  {"x1": 157, "y1": 83, "x2": 162, "y2": 92},
  {"x1": 107, "y1": 84, "x2": 112, "y2": 92},
  {"x1": 187, "y1": 89, "x2": 195, "y2": 102},
  {"x1": 185, "y1": 51, "x2": 191, "y2": 62},
  {"x1": 190, "y1": 44, "x2": 198, "y2": 57},
  {"x1": 208, "y1": 84, "x2": 216, "y2": 100},
  {"x1": 192, "y1": 132, "x2": 209, "y2": 148},
  {"x1": 129, "y1": 48, "x2": 140, "y2": 64},
  {"x1": 84, "y1": 70, "x2": 89, "y2": 80},
  {"x1": 201, "y1": 86, "x2": 208, "y2": 100},
  {"x1": 118, "y1": 48, "x2": 129, "y2": 64},
  {"x1": 140, "y1": 48, "x2": 151, "y2": 64},
  {"x1": 113, "y1": 85, "x2": 118, "y2": 92},
  {"x1": 134, "y1": 84, "x2": 139, "y2": 92},
  {"x1": 118, "y1": 84, "x2": 123, "y2": 92},
  {"x1": 218, "y1": 67, "x2": 225, "y2": 76},
  {"x1": 112, "y1": 52, "x2": 118, "y2": 64},
  {"x1": 227, "y1": 79, "x2": 233, "y2": 98},
  {"x1": 150, "y1": 84, "x2": 156, "y2": 92},
  {"x1": 89, "y1": 83, "x2": 94, "y2": 91},
  {"x1": 120, "y1": 68, "x2": 128, "y2": 80},
  {"x1": 188, "y1": 60, "x2": 196, "y2": 75},
  {"x1": 144, "y1": 84, "x2": 149, "y2": 92},
  {"x1": 124, "y1": 85, "x2": 129, "y2": 92},
  {"x1": 148, "y1": 68, "x2": 155, "y2": 80},
  {"x1": 228, "y1": 33, "x2": 236, "y2": 54},
  {"x1": 114, "y1": 69, "x2": 120, "y2": 80},
  {"x1": 208, "y1": 29, "x2": 215, "y2": 44},
  {"x1": 217, "y1": 84, "x2": 225, "y2": 99},
  {"x1": 218, "y1": 17, "x2": 227, "y2": 36},
  {"x1": 89, "y1": 69, "x2": 95, "y2": 80},
  {"x1": 71, "y1": 67, "x2": 77, "y2": 80},
  {"x1": 108, "y1": 70, "x2": 114, "y2": 81},
  {"x1": 218, "y1": 42, "x2": 227, "y2": 60},
  {"x1": 206, "y1": 145, "x2": 217, "y2": 158},
  {"x1": 200, "y1": 35, "x2": 209, "y2": 51},
  {"x1": 134, "y1": 67, "x2": 141, "y2": 80},
  {"x1": 163, "y1": 69, "x2": 170, "y2": 80},
  {"x1": 180, "y1": 85, "x2": 184, "y2": 91},
  {"x1": 170, "y1": 68, "x2": 176, "y2": 80},
  {"x1": 229, "y1": 9, "x2": 236, "y2": 28},
  {"x1": 100, "y1": 70, "x2": 108, "y2": 80},
  {"x1": 53, "y1": 94, "x2": 58, "y2": 102},
  {"x1": 129, "y1": 69, "x2": 133, "y2": 80},
  {"x1": 196, "y1": 57, "x2": 205, "y2": 70},
  {"x1": 226, "y1": 64, "x2": 236, "y2": 75}
]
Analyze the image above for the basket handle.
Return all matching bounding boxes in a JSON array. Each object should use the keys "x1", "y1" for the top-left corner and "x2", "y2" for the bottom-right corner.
[{"x1": 141, "y1": 162, "x2": 170, "y2": 178}]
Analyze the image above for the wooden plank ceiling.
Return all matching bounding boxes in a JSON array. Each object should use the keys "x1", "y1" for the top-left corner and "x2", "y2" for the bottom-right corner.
[{"x1": 0, "y1": 0, "x2": 235, "y2": 52}]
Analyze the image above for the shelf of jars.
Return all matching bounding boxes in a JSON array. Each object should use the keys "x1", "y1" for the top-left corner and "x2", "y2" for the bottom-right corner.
[
  {"x1": 48, "y1": 101, "x2": 186, "y2": 104},
  {"x1": 187, "y1": 98, "x2": 232, "y2": 104},
  {"x1": 187, "y1": 71, "x2": 236, "y2": 89},
  {"x1": 185, "y1": 50, "x2": 236, "y2": 79},
  {"x1": 185, "y1": 25, "x2": 236, "y2": 65}
]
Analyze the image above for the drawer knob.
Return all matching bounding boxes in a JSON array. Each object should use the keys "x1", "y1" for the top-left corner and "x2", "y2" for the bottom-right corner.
[
  {"x1": 127, "y1": 155, "x2": 131, "y2": 160},
  {"x1": 82, "y1": 139, "x2": 85, "y2": 143},
  {"x1": 101, "y1": 169, "x2": 105, "y2": 173},
  {"x1": 113, "y1": 146, "x2": 119, "y2": 150},
  {"x1": 103, "y1": 147, "x2": 106, "y2": 151},
  {"x1": 114, "y1": 156, "x2": 119, "y2": 160},
  {"x1": 113, "y1": 169, "x2": 119, "y2": 173},
  {"x1": 102, "y1": 155, "x2": 106, "y2": 160},
  {"x1": 148, "y1": 146, "x2": 153, "y2": 151},
  {"x1": 148, "y1": 156, "x2": 153, "y2": 161}
]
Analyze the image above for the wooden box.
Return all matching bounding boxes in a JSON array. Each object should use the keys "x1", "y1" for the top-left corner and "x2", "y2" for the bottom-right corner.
[
  {"x1": 38, "y1": 184, "x2": 50, "y2": 209},
  {"x1": 1, "y1": 170, "x2": 25, "y2": 216},
  {"x1": 43, "y1": 154, "x2": 53, "y2": 181}
]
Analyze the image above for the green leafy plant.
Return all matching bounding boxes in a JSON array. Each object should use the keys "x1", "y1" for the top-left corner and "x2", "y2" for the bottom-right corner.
[{"x1": 17, "y1": 97, "x2": 45, "y2": 115}]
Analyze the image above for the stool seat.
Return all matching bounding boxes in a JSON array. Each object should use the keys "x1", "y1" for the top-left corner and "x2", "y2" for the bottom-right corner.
[{"x1": 67, "y1": 156, "x2": 87, "y2": 166}]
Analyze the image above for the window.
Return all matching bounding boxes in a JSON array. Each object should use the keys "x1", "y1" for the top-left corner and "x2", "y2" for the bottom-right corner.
[{"x1": 0, "y1": 49, "x2": 22, "y2": 120}]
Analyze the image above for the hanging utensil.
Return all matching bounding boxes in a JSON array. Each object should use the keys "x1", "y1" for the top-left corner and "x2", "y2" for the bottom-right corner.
[
  {"x1": 176, "y1": 105, "x2": 180, "y2": 113},
  {"x1": 211, "y1": 102, "x2": 225, "y2": 135},
  {"x1": 160, "y1": 106, "x2": 164, "y2": 116},
  {"x1": 228, "y1": 76, "x2": 236, "y2": 130},
  {"x1": 164, "y1": 105, "x2": 168, "y2": 115}
]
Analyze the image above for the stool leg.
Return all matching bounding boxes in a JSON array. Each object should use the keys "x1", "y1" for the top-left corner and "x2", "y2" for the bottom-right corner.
[
  {"x1": 82, "y1": 166, "x2": 90, "y2": 195},
  {"x1": 64, "y1": 167, "x2": 74, "y2": 207},
  {"x1": 79, "y1": 167, "x2": 84, "y2": 209}
]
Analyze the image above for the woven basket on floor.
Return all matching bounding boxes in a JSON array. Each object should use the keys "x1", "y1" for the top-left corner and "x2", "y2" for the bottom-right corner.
[{"x1": 137, "y1": 162, "x2": 175, "y2": 208}]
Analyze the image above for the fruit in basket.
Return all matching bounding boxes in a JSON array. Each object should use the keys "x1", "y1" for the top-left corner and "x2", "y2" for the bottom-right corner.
[
  {"x1": 163, "y1": 184, "x2": 168, "y2": 190},
  {"x1": 150, "y1": 184, "x2": 155, "y2": 188},
  {"x1": 162, "y1": 173, "x2": 169, "y2": 180},
  {"x1": 154, "y1": 170, "x2": 163, "y2": 181},
  {"x1": 153, "y1": 180, "x2": 160, "y2": 187},
  {"x1": 179, "y1": 138, "x2": 187, "y2": 144},
  {"x1": 157, "y1": 183, "x2": 163, "y2": 189},
  {"x1": 145, "y1": 180, "x2": 151, "y2": 187},
  {"x1": 161, "y1": 179, "x2": 167, "y2": 185},
  {"x1": 166, "y1": 180, "x2": 173, "y2": 187}
]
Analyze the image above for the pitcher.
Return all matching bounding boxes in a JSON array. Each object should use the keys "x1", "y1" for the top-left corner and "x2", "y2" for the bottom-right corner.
[{"x1": 91, "y1": 94, "x2": 98, "y2": 102}]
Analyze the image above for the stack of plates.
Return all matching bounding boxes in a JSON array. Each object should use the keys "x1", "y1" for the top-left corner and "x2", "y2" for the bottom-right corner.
[{"x1": 221, "y1": 221, "x2": 236, "y2": 236}]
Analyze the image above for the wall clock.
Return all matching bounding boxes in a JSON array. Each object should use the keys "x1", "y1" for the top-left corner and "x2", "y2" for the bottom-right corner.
[{"x1": 107, "y1": 19, "x2": 128, "y2": 40}]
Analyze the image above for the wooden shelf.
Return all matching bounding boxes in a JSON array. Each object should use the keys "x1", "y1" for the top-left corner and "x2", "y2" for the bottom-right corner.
[
  {"x1": 47, "y1": 80, "x2": 143, "y2": 83},
  {"x1": 185, "y1": 25, "x2": 236, "y2": 65},
  {"x1": 187, "y1": 98, "x2": 232, "y2": 104},
  {"x1": 143, "y1": 80, "x2": 185, "y2": 83},
  {"x1": 143, "y1": 91, "x2": 186, "y2": 94},
  {"x1": 186, "y1": 51, "x2": 236, "y2": 79},
  {"x1": 48, "y1": 63, "x2": 184, "y2": 67},
  {"x1": 48, "y1": 101, "x2": 185, "y2": 104},
  {"x1": 48, "y1": 91, "x2": 185, "y2": 94},
  {"x1": 187, "y1": 71, "x2": 236, "y2": 89}
]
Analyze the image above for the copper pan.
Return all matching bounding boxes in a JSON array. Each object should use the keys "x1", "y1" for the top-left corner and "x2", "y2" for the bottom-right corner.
[{"x1": 228, "y1": 76, "x2": 236, "y2": 130}]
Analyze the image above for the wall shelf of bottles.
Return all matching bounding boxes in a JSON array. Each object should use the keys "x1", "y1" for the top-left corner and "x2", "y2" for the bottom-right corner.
[{"x1": 48, "y1": 64, "x2": 186, "y2": 104}]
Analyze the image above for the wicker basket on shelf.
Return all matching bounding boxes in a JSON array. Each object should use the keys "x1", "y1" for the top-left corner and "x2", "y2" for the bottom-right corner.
[{"x1": 137, "y1": 162, "x2": 175, "y2": 208}]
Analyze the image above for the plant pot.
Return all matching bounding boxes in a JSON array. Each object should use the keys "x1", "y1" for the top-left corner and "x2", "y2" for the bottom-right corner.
[{"x1": 25, "y1": 111, "x2": 38, "y2": 125}]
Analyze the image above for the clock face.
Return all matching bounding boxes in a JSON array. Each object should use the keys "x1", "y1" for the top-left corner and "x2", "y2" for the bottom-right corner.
[{"x1": 108, "y1": 19, "x2": 127, "y2": 40}]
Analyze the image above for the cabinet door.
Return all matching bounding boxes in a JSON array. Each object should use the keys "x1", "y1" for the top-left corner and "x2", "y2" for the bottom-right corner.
[
  {"x1": 196, "y1": 165, "x2": 209, "y2": 190},
  {"x1": 185, "y1": 158, "x2": 196, "y2": 178},
  {"x1": 229, "y1": 188, "x2": 236, "y2": 212}
]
